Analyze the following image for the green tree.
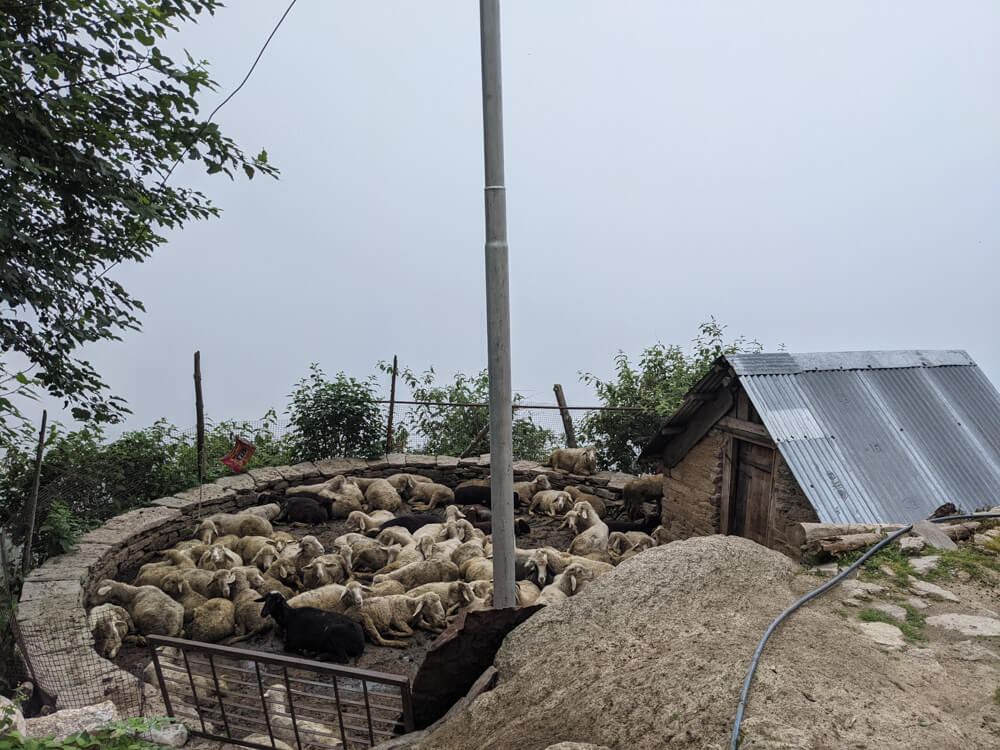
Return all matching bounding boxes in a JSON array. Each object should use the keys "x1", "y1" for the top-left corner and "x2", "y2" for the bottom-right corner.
[
  {"x1": 384, "y1": 364, "x2": 557, "y2": 461},
  {"x1": 285, "y1": 364, "x2": 385, "y2": 461},
  {"x1": 579, "y1": 319, "x2": 762, "y2": 472},
  {"x1": 0, "y1": 0, "x2": 275, "y2": 444}
]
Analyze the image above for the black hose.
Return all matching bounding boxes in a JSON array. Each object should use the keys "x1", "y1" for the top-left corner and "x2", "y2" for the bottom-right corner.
[{"x1": 729, "y1": 512, "x2": 1000, "y2": 750}]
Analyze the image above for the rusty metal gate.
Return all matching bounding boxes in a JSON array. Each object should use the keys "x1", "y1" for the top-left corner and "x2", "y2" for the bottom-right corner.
[{"x1": 147, "y1": 635, "x2": 414, "y2": 749}]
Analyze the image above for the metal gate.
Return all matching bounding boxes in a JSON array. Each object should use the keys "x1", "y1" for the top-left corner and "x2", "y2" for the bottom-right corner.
[{"x1": 148, "y1": 635, "x2": 414, "y2": 749}]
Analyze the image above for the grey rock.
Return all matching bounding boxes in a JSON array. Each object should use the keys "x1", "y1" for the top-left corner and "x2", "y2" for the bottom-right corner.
[
  {"x1": 944, "y1": 640, "x2": 1000, "y2": 661},
  {"x1": 899, "y1": 536, "x2": 926, "y2": 555},
  {"x1": 545, "y1": 744, "x2": 613, "y2": 750},
  {"x1": 906, "y1": 596, "x2": 929, "y2": 610},
  {"x1": 148, "y1": 723, "x2": 188, "y2": 747},
  {"x1": 911, "y1": 520, "x2": 958, "y2": 551},
  {"x1": 926, "y1": 614, "x2": 1000, "y2": 637},
  {"x1": 813, "y1": 562, "x2": 839, "y2": 577},
  {"x1": 909, "y1": 556, "x2": 941, "y2": 574},
  {"x1": 24, "y1": 700, "x2": 117, "y2": 741},
  {"x1": 857, "y1": 622, "x2": 905, "y2": 650},
  {"x1": 872, "y1": 603, "x2": 907, "y2": 622},
  {"x1": 908, "y1": 577, "x2": 959, "y2": 602},
  {"x1": 840, "y1": 580, "x2": 884, "y2": 599},
  {"x1": 0, "y1": 695, "x2": 27, "y2": 736}
]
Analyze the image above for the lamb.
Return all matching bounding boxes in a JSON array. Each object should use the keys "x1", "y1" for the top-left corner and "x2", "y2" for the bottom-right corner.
[
  {"x1": 281, "y1": 496, "x2": 330, "y2": 525},
  {"x1": 377, "y1": 513, "x2": 443, "y2": 535},
  {"x1": 88, "y1": 604, "x2": 134, "y2": 659},
  {"x1": 608, "y1": 530, "x2": 656, "y2": 564},
  {"x1": 93, "y1": 580, "x2": 184, "y2": 637},
  {"x1": 341, "y1": 592, "x2": 447, "y2": 647},
  {"x1": 513, "y1": 474, "x2": 551, "y2": 503},
  {"x1": 565, "y1": 486, "x2": 607, "y2": 517},
  {"x1": 385, "y1": 472, "x2": 433, "y2": 497},
  {"x1": 346, "y1": 509, "x2": 396, "y2": 535},
  {"x1": 460, "y1": 557, "x2": 494, "y2": 582},
  {"x1": 203, "y1": 511, "x2": 273, "y2": 537},
  {"x1": 287, "y1": 581, "x2": 364, "y2": 613},
  {"x1": 545, "y1": 445, "x2": 598, "y2": 475},
  {"x1": 257, "y1": 592, "x2": 365, "y2": 664},
  {"x1": 301, "y1": 553, "x2": 351, "y2": 589},
  {"x1": 242, "y1": 501, "x2": 282, "y2": 521},
  {"x1": 233, "y1": 535, "x2": 278, "y2": 563},
  {"x1": 406, "y1": 581, "x2": 475, "y2": 615},
  {"x1": 186, "y1": 597, "x2": 235, "y2": 643},
  {"x1": 528, "y1": 490, "x2": 573, "y2": 517},
  {"x1": 372, "y1": 559, "x2": 460, "y2": 590},
  {"x1": 623, "y1": 473, "x2": 664, "y2": 519},
  {"x1": 408, "y1": 482, "x2": 455, "y2": 511},
  {"x1": 536, "y1": 563, "x2": 596, "y2": 605},
  {"x1": 364, "y1": 478, "x2": 403, "y2": 512},
  {"x1": 197, "y1": 544, "x2": 242, "y2": 571}
]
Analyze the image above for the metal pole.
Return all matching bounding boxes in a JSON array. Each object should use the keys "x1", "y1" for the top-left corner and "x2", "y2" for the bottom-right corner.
[
  {"x1": 480, "y1": 0, "x2": 515, "y2": 609},
  {"x1": 385, "y1": 355, "x2": 398, "y2": 454},
  {"x1": 194, "y1": 351, "x2": 206, "y2": 485}
]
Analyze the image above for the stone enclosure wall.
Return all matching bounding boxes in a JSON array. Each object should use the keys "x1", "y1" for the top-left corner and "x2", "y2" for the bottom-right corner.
[
  {"x1": 15, "y1": 453, "x2": 634, "y2": 713},
  {"x1": 659, "y1": 429, "x2": 725, "y2": 541}
]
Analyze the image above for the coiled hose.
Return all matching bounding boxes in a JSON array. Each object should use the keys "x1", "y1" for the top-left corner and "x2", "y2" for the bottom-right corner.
[{"x1": 729, "y1": 512, "x2": 1000, "y2": 750}]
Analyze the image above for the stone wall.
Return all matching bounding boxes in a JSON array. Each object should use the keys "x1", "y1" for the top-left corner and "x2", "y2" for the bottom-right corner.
[
  {"x1": 768, "y1": 453, "x2": 820, "y2": 558},
  {"x1": 658, "y1": 429, "x2": 725, "y2": 541},
  {"x1": 16, "y1": 454, "x2": 632, "y2": 713}
]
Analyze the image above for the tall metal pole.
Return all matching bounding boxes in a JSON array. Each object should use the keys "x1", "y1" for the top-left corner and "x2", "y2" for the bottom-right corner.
[{"x1": 480, "y1": 0, "x2": 515, "y2": 608}]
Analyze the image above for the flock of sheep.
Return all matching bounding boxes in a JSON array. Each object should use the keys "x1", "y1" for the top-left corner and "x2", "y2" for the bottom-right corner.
[{"x1": 86, "y1": 462, "x2": 670, "y2": 669}]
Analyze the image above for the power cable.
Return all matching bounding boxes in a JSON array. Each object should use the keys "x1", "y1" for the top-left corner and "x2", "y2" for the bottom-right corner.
[{"x1": 730, "y1": 512, "x2": 1000, "y2": 749}]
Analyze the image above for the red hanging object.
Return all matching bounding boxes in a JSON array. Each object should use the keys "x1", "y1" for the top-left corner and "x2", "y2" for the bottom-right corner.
[{"x1": 221, "y1": 436, "x2": 256, "y2": 473}]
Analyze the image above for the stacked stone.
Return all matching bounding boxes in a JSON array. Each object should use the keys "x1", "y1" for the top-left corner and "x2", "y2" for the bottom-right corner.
[{"x1": 659, "y1": 429, "x2": 725, "y2": 541}]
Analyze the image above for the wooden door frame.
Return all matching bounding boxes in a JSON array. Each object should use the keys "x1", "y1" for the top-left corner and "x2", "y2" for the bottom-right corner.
[{"x1": 719, "y1": 434, "x2": 777, "y2": 542}]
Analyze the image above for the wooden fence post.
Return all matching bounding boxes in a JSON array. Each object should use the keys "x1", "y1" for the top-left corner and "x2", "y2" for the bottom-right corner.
[
  {"x1": 552, "y1": 384, "x2": 577, "y2": 448},
  {"x1": 21, "y1": 410, "x2": 47, "y2": 576},
  {"x1": 194, "y1": 352, "x2": 206, "y2": 484},
  {"x1": 385, "y1": 355, "x2": 398, "y2": 455}
]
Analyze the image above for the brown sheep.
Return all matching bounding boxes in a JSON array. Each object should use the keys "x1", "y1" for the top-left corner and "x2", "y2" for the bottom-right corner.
[{"x1": 623, "y1": 473, "x2": 664, "y2": 519}]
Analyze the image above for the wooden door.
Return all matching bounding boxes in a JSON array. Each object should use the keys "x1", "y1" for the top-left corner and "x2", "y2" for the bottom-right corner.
[{"x1": 728, "y1": 439, "x2": 774, "y2": 545}]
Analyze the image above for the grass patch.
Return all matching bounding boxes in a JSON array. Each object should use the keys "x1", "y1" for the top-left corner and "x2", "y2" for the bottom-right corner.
[
  {"x1": 920, "y1": 548, "x2": 1000, "y2": 583},
  {"x1": 833, "y1": 544, "x2": 915, "y2": 587},
  {"x1": 858, "y1": 606, "x2": 927, "y2": 642},
  {"x1": 833, "y1": 609, "x2": 848, "y2": 619}
]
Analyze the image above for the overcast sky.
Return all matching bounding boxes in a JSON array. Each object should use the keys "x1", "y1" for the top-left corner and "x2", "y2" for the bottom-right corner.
[{"x1": 21, "y1": 0, "x2": 1000, "y2": 438}]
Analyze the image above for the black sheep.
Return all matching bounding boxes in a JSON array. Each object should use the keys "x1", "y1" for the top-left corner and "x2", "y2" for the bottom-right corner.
[
  {"x1": 256, "y1": 592, "x2": 364, "y2": 665},
  {"x1": 281, "y1": 496, "x2": 330, "y2": 525},
  {"x1": 606, "y1": 512, "x2": 659, "y2": 535},
  {"x1": 454, "y1": 485, "x2": 520, "y2": 508}
]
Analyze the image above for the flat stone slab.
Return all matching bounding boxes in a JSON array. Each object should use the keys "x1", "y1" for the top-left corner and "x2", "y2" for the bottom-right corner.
[
  {"x1": 926, "y1": 614, "x2": 1000, "y2": 637},
  {"x1": 314, "y1": 457, "x2": 358, "y2": 475},
  {"x1": 214, "y1": 472, "x2": 255, "y2": 491},
  {"x1": 909, "y1": 556, "x2": 941, "y2": 574},
  {"x1": 840, "y1": 580, "x2": 885, "y2": 599},
  {"x1": 406, "y1": 454, "x2": 438, "y2": 467},
  {"x1": 24, "y1": 700, "x2": 117, "y2": 740},
  {"x1": 872, "y1": 603, "x2": 907, "y2": 622},
  {"x1": 857, "y1": 621, "x2": 905, "y2": 650},
  {"x1": 437, "y1": 455, "x2": 460, "y2": 468},
  {"x1": 906, "y1": 596, "x2": 929, "y2": 610},
  {"x1": 899, "y1": 536, "x2": 926, "y2": 555},
  {"x1": 909, "y1": 576, "x2": 959, "y2": 602},
  {"x1": 247, "y1": 466, "x2": 285, "y2": 488},
  {"x1": 912, "y1": 520, "x2": 958, "y2": 551},
  {"x1": 944, "y1": 640, "x2": 1000, "y2": 661}
]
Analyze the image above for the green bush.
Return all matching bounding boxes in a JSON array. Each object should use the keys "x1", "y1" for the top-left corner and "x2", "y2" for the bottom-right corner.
[
  {"x1": 578, "y1": 319, "x2": 761, "y2": 472},
  {"x1": 285, "y1": 364, "x2": 385, "y2": 462},
  {"x1": 384, "y1": 364, "x2": 557, "y2": 462}
]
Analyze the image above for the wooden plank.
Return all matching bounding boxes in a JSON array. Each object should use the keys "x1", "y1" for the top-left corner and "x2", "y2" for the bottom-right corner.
[
  {"x1": 661, "y1": 388, "x2": 734, "y2": 468},
  {"x1": 719, "y1": 435, "x2": 734, "y2": 535},
  {"x1": 717, "y1": 416, "x2": 774, "y2": 447},
  {"x1": 552, "y1": 384, "x2": 577, "y2": 448},
  {"x1": 736, "y1": 389, "x2": 750, "y2": 421}
]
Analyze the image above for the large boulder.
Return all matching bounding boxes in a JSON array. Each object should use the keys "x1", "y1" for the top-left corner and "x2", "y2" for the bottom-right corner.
[{"x1": 418, "y1": 535, "x2": 1000, "y2": 749}]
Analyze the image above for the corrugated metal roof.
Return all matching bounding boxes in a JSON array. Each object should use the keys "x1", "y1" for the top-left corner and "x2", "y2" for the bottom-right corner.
[{"x1": 735, "y1": 350, "x2": 1000, "y2": 523}]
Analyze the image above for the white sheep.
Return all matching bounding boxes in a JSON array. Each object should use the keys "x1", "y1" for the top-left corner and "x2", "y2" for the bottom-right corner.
[
  {"x1": 408, "y1": 482, "x2": 455, "y2": 512},
  {"x1": 300, "y1": 553, "x2": 351, "y2": 589},
  {"x1": 364, "y1": 479, "x2": 403, "y2": 512},
  {"x1": 88, "y1": 604, "x2": 134, "y2": 659},
  {"x1": 385, "y1": 473, "x2": 433, "y2": 497},
  {"x1": 93, "y1": 580, "x2": 184, "y2": 637},
  {"x1": 346, "y1": 509, "x2": 396, "y2": 535},
  {"x1": 287, "y1": 581, "x2": 365, "y2": 613},
  {"x1": 536, "y1": 563, "x2": 596, "y2": 606},
  {"x1": 341, "y1": 592, "x2": 447, "y2": 646},
  {"x1": 242, "y1": 502, "x2": 282, "y2": 521},
  {"x1": 565, "y1": 501, "x2": 610, "y2": 561},
  {"x1": 375, "y1": 526, "x2": 413, "y2": 547},
  {"x1": 528, "y1": 490, "x2": 573, "y2": 517},
  {"x1": 372, "y1": 559, "x2": 460, "y2": 590},
  {"x1": 186, "y1": 597, "x2": 235, "y2": 643},
  {"x1": 407, "y1": 581, "x2": 475, "y2": 615},
  {"x1": 233, "y1": 535, "x2": 278, "y2": 563},
  {"x1": 229, "y1": 569, "x2": 272, "y2": 640},
  {"x1": 460, "y1": 557, "x2": 494, "y2": 582},
  {"x1": 197, "y1": 544, "x2": 242, "y2": 571},
  {"x1": 513, "y1": 474, "x2": 551, "y2": 503},
  {"x1": 199, "y1": 511, "x2": 273, "y2": 538},
  {"x1": 608, "y1": 530, "x2": 655, "y2": 564}
]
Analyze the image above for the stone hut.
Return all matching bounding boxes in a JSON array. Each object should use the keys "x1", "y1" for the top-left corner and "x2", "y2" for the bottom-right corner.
[{"x1": 638, "y1": 350, "x2": 1000, "y2": 558}]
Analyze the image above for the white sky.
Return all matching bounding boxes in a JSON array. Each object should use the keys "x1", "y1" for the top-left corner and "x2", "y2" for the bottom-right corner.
[{"x1": 18, "y1": 0, "x2": 1000, "y2": 436}]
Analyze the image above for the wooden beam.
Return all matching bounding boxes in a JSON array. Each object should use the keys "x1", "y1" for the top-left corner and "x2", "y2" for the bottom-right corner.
[
  {"x1": 661, "y1": 388, "x2": 734, "y2": 468},
  {"x1": 717, "y1": 416, "x2": 774, "y2": 446},
  {"x1": 719, "y1": 434, "x2": 734, "y2": 535}
]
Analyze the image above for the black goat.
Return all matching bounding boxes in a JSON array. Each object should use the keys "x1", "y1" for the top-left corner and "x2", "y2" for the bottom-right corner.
[
  {"x1": 256, "y1": 592, "x2": 364, "y2": 664},
  {"x1": 606, "y1": 513, "x2": 659, "y2": 535},
  {"x1": 470, "y1": 517, "x2": 531, "y2": 536},
  {"x1": 377, "y1": 513, "x2": 443, "y2": 534},
  {"x1": 280, "y1": 496, "x2": 330, "y2": 524},
  {"x1": 454, "y1": 485, "x2": 520, "y2": 508}
]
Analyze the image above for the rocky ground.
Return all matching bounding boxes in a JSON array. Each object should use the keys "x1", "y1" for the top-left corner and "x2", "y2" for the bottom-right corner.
[{"x1": 416, "y1": 531, "x2": 1000, "y2": 750}]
